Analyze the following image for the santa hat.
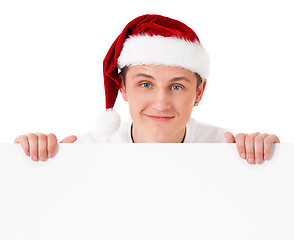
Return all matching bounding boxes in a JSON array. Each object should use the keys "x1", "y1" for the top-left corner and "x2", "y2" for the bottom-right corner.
[{"x1": 97, "y1": 14, "x2": 209, "y2": 135}]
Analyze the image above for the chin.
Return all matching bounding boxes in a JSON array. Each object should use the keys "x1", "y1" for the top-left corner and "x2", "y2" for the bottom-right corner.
[{"x1": 146, "y1": 128, "x2": 175, "y2": 143}]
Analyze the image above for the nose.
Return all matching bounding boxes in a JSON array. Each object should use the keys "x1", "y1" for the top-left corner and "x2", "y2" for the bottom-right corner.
[{"x1": 151, "y1": 89, "x2": 171, "y2": 111}]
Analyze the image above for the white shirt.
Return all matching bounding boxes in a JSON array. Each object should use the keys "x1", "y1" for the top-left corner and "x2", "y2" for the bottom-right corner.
[{"x1": 75, "y1": 118, "x2": 229, "y2": 143}]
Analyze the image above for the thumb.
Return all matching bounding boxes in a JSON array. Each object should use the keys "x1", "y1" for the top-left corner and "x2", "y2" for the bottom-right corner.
[
  {"x1": 60, "y1": 135, "x2": 77, "y2": 143},
  {"x1": 224, "y1": 132, "x2": 236, "y2": 143}
]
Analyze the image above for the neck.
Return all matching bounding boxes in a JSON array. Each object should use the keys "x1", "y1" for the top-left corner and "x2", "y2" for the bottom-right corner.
[{"x1": 131, "y1": 123, "x2": 186, "y2": 143}]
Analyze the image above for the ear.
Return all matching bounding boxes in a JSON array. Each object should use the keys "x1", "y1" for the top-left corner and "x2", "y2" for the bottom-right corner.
[
  {"x1": 119, "y1": 83, "x2": 128, "y2": 102},
  {"x1": 195, "y1": 79, "x2": 207, "y2": 104}
]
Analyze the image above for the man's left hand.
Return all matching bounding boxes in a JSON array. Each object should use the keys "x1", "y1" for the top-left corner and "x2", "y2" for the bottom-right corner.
[{"x1": 224, "y1": 132, "x2": 280, "y2": 164}]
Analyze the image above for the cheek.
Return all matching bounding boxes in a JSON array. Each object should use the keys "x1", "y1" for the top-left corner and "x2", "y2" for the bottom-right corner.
[
  {"x1": 172, "y1": 93, "x2": 195, "y2": 121},
  {"x1": 126, "y1": 90, "x2": 148, "y2": 115},
  {"x1": 175, "y1": 92, "x2": 195, "y2": 109},
  {"x1": 128, "y1": 86, "x2": 153, "y2": 104}
]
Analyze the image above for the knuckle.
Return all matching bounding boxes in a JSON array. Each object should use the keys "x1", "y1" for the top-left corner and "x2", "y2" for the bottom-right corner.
[
  {"x1": 47, "y1": 133, "x2": 57, "y2": 138},
  {"x1": 26, "y1": 133, "x2": 38, "y2": 140},
  {"x1": 36, "y1": 133, "x2": 47, "y2": 139},
  {"x1": 14, "y1": 135, "x2": 25, "y2": 143},
  {"x1": 236, "y1": 133, "x2": 246, "y2": 141},
  {"x1": 255, "y1": 135, "x2": 264, "y2": 142},
  {"x1": 26, "y1": 133, "x2": 34, "y2": 138},
  {"x1": 270, "y1": 134, "x2": 279, "y2": 141},
  {"x1": 264, "y1": 137, "x2": 273, "y2": 145},
  {"x1": 245, "y1": 134, "x2": 254, "y2": 142},
  {"x1": 236, "y1": 133, "x2": 246, "y2": 138},
  {"x1": 47, "y1": 133, "x2": 58, "y2": 142}
]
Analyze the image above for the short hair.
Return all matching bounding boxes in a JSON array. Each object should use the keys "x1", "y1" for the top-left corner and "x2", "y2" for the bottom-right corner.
[{"x1": 119, "y1": 66, "x2": 203, "y2": 90}]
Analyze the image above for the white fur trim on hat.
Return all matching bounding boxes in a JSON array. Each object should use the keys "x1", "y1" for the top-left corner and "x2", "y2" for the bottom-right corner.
[
  {"x1": 96, "y1": 109, "x2": 121, "y2": 135},
  {"x1": 117, "y1": 34, "x2": 209, "y2": 79}
]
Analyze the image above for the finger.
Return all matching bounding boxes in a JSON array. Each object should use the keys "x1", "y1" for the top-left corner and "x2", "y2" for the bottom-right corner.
[
  {"x1": 245, "y1": 132, "x2": 260, "y2": 164},
  {"x1": 47, "y1": 134, "x2": 58, "y2": 158},
  {"x1": 235, "y1": 133, "x2": 247, "y2": 159},
  {"x1": 60, "y1": 135, "x2": 77, "y2": 143},
  {"x1": 36, "y1": 133, "x2": 48, "y2": 162},
  {"x1": 224, "y1": 132, "x2": 236, "y2": 143},
  {"x1": 264, "y1": 135, "x2": 280, "y2": 160},
  {"x1": 26, "y1": 133, "x2": 39, "y2": 161},
  {"x1": 14, "y1": 135, "x2": 30, "y2": 156},
  {"x1": 254, "y1": 133, "x2": 269, "y2": 164}
]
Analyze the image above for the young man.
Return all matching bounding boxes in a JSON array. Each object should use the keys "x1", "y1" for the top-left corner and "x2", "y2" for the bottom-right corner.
[{"x1": 14, "y1": 14, "x2": 280, "y2": 164}]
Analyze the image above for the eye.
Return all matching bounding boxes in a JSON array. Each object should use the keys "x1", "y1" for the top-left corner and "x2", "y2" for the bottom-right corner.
[
  {"x1": 171, "y1": 85, "x2": 183, "y2": 90},
  {"x1": 141, "y1": 82, "x2": 151, "y2": 88}
]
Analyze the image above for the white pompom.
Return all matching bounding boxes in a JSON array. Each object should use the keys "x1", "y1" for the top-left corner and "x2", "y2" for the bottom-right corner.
[{"x1": 96, "y1": 109, "x2": 121, "y2": 135}]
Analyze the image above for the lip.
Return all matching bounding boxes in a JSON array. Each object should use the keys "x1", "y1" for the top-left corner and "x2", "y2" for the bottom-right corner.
[{"x1": 145, "y1": 114, "x2": 174, "y2": 122}]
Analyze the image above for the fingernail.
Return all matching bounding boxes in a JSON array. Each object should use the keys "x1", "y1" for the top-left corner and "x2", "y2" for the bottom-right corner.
[
  {"x1": 40, "y1": 156, "x2": 46, "y2": 161},
  {"x1": 256, "y1": 159, "x2": 263, "y2": 164},
  {"x1": 248, "y1": 158, "x2": 255, "y2": 164},
  {"x1": 48, "y1": 152, "x2": 52, "y2": 158},
  {"x1": 241, "y1": 153, "x2": 246, "y2": 159},
  {"x1": 32, "y1": 156, "x2": 38, "y2": 161},
  {"x1": 264, "y1": 154, "x2": 269, "y2": 160}
]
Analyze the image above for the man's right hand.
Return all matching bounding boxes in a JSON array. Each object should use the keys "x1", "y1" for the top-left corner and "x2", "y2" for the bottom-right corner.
[{"x1": 14, "y1": 133, "x2": 77, "y2": 161}]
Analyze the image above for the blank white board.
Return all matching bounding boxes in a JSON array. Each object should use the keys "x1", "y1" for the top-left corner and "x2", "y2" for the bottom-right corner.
[{"x1": 0, "y1": 143, "x2": 293, "y2": 240}]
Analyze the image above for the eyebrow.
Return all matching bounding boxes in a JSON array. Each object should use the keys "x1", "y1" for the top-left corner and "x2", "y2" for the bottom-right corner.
[
  {"x1": 170, "y1": 77, "x2": 191, "y2": 84},
  {"x1": 133, "y1": 73, "x2": 154, "y2": 80},
  {"x1": 133, "y1": 73, "x2": 191, "y2": 84}
]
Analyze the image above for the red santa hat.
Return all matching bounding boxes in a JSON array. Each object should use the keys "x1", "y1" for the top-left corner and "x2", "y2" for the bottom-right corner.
[{"x1": 97, "y1": 14, "x2": 209, "y2": 134}]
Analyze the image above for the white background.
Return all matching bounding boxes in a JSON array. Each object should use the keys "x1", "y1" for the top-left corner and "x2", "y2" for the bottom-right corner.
[{"x1": 0, "y1": 0, "x2": 293, "y2": 143}]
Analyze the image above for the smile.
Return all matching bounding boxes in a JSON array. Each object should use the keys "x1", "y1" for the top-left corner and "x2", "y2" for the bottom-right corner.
[{"x1": 145, "y1": 114, "x2": 174, "y2": 122}]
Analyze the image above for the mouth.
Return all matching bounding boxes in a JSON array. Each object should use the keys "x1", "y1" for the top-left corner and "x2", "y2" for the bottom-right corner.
[{"x1": 145, "y1": 114, "x2": 175, "y2": 122}]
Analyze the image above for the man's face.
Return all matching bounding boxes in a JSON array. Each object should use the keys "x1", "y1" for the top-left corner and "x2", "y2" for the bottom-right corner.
[{"x1": 120, "y1": 65, "x2": 206, "y2": 143}]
